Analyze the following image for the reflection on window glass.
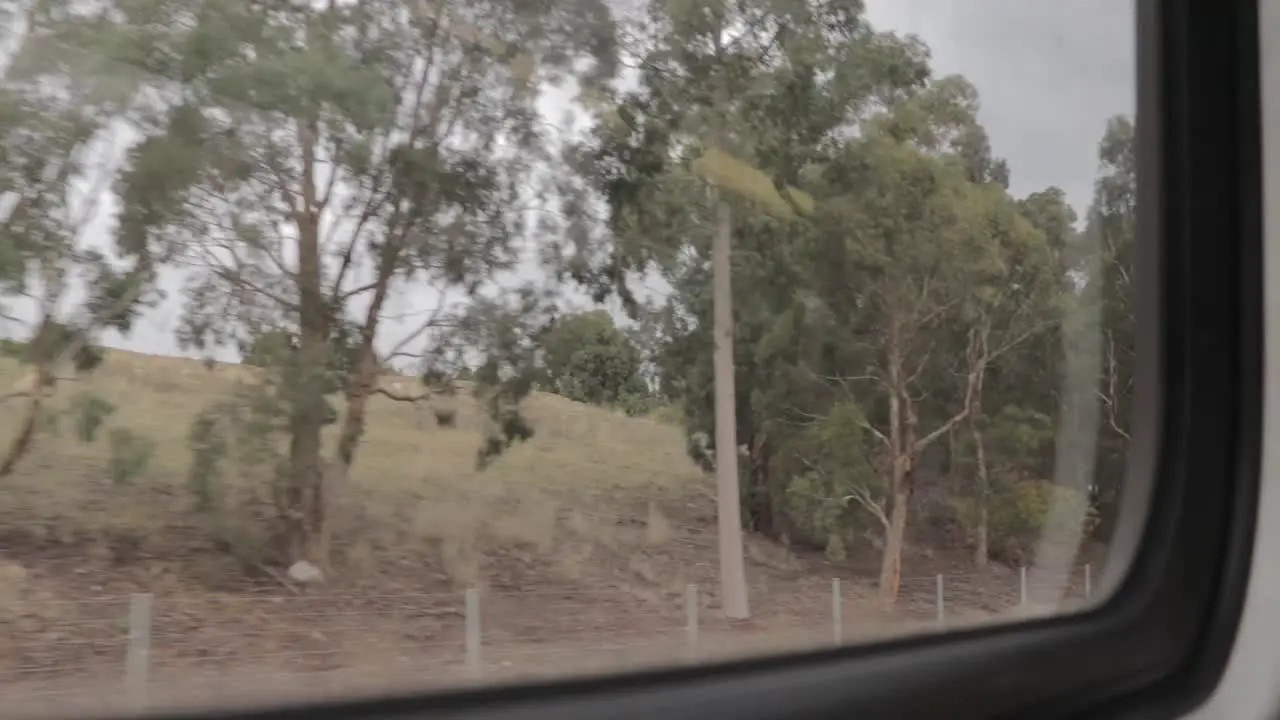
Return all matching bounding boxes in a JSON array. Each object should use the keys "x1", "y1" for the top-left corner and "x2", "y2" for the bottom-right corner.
[{"x1": 0, "y1": 0, "x2": 1135, "y2": 713}]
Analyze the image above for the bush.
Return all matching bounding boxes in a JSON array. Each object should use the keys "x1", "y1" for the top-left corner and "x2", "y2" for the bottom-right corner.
[
  {"x1": 955, "y1": 479, "x2": 1098, "y2": 564},
  {"x1": 1, "y1": 322, "x2": 105, "y2": 373},
  {"x1": 645, "y1": 403, "x2": 684, "y2": 426},
  {"x1": 107, "y1": 429, "x2": 155, "y2": 485},
  {"x1": 67, "y1": 392, "x2": 117, "y2": 443},
  {"x1": 779, "y1": 401, "x2": 883, "y2": 554},
  {"x1": 542, "y1": 310, "x2": 650, "y2": 409},
  {"x1": 433, "y1": 407, "x2": 457, "y2": 427}
]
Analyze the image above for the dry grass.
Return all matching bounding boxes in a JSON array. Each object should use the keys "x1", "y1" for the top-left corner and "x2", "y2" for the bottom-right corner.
[
  {"x1": 0, "y1": 348, "x2": 708, "y2": 590},
  {"x1": 0, "y1": 349, "x2": 1085, "y2": 717}
]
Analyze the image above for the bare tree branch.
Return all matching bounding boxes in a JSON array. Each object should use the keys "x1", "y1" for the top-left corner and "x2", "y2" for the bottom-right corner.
[{"x1": 843, "y1": 485, "x2": 889, "y2": 529}]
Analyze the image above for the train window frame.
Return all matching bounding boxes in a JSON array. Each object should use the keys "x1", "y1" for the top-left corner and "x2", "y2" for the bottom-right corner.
[
  {"x1": 108, "y1": 0, "x2": 1262, "y2": 718},
  {"x1": 1186, "y1": 0, "x2": 1280, "y2": 716}
]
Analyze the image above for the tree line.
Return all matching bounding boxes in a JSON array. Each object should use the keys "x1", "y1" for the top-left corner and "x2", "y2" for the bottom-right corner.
[{"x1": 0, "y1": 0, "x2": 1133, "y2": 607}]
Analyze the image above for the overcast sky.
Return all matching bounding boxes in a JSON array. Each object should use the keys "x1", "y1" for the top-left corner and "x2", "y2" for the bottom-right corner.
[
  {"x1": 864, "y1": 0, "x2": 1135, "y2": 212},
  {"x1": 6, "y1": 0, "x2": 1138, "y2": 362}
]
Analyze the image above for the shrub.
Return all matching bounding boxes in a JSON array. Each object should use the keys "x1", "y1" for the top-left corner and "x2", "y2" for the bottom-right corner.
[
  {"x1": 955, "y1": 479, "x2": 1098, "y2": 563},
  {"x1": 107, "y1": 428, "x2": 155, "y2": 485}
]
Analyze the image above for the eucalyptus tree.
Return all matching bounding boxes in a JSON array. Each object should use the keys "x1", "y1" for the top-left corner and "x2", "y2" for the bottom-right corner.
[
  {"x1": 51, "y1": 0, "x2": 617, "y2": 568},
  {"x1": 565, "y1": 0, "x2": 937, "y2": 617},
  {"x1": 1082, "y1": 115, "x2": 1136, "y2": 538},
  {"x1": 0, "y1": 4, "x2": 162, "y2": 477},
  {"x1": 784, "y1": 75, "x2": 1059, "y2": 600},
  {"x1": 959, "y1": 183, "x2": 1064, "y2": 569}
]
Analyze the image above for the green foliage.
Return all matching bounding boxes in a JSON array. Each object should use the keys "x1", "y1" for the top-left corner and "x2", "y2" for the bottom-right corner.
[
  {"x1": 953, "y1": 480, "x2": 1098, "y2": 564},
  {"x1": 67, "y1": 392, "x2": 117, "y2": 444},
  {"x1": 782, "y1": 401, "x2": 882, "y2": 551},
  {"x1": 431, "y1": 288, "x2": 556, "y2": 469},
  {"x1": 59, "y1": 0, "x2": 624, "y2": 565},
  {"x1": 645, "y1": 403, "x2": 684, "y2": 426},
  {"x1": 240, "y1": 320, "x2": 366, "y2": 399},
  {"x1": 562, "y1": 0, "x2": 1132, "y2": 575},
  {"x1": 185, "y1": 382, "x2": 290, "y2": 515},
  {"x1": 183, "y1": 388, "x2": 293, "y2": 563},
  {"x1": 0, "y1": 322, "x2": 105, "y2": 374},
  {"x1": 187, "y1": 409, "x2": 228, "y2": 513},
  {"x1": 542, "y1": 310, "x2": 650, "y2": 411},
  {"x1": 476, "y1": 405, "x2": 536, "y2": 469},
  {"x1": 3, "y1": 0, "x2": 1135, "y2": 577},
  {"x1": 42, "y1": 390, "x2": 155, "y2": 486},
  {"x1": 240, "y1": 329, "x2": 296, "y2": 370},
  {"x1": 983, "y1": 406, "x2": 1056, "y2": 463},
  {"x1": 784, "y1": 472, "x2": 853, "y2": 561},
  {"x1": 106, "y1": 428, "x2": 155, "y2": 485}
]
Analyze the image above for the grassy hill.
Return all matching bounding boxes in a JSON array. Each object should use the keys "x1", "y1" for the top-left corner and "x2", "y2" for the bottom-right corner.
[
  {"x1": 0, "y1": 349, "x2": 1048, "y2": 714},
  {"x1": 0, "y1": 348, "x2": 745, "y2": 594}
]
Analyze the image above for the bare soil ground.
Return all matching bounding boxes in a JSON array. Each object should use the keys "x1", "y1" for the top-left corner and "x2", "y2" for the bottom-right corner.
[{"x1": 0, "y1": 349, "x2": 1095, "y2": 718}]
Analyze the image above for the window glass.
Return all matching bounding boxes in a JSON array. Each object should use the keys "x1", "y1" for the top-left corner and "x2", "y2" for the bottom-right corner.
[{"x1": 0, "y1": 0, "x2": 1135, "y2": 713}]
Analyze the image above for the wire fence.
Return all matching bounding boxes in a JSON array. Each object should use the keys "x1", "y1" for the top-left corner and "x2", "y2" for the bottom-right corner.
[{"x1": 0, "y1": 564, "x2": 1097, "y2": 716}]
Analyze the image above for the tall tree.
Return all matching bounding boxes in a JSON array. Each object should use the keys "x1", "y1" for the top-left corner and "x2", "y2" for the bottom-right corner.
[
  {"x1": 960, "y1": 183, "x2": 1064, "y2": 568},
  {"x1": 0, "y1": 8, "x2": 160, "y2": 477},
  {"x1": 953, "y1": 186, "x2": 1078, "y2": 567},
  {"x1": 1082, "y1": 115, "x2": 1136, "y2": 539},
  {"x1": 63, "y1": 0, "x2": 616, "y2": 569},
  {"x1": 568, "y1": 0, "x2": 934, "y2": 617},
  {"x1": 800, "y1": 77, "x2": 1053, "y2": 600}
]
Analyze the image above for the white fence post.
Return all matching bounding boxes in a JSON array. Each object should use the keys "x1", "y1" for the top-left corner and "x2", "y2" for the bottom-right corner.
[
  {"x1": 1019, "y1": 566, "x2": 1028, "y2": 606},
  {"x1": 935, "y1": 574, "x2": 945, "y2": 626},
  {"x1": 126, "y1": 593, "x2": 152, "y2": 709},
  {"x1": 685, "y1": 584, "x2": 699, "y2": 662},
  {"x1": 1084, "y1": 563, "x2": 1093, "y2": 600},
  {"x1": 831, "y1": 579, "x2": 843, "y2": 645},
  {"x1": 464, "y1": 588, "x2": 482, "y2": 679}
]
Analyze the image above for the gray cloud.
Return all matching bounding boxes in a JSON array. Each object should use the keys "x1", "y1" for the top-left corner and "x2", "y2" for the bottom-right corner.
[{"x1": 864, "y1": 0, "x2": 1136, "y2": 215}]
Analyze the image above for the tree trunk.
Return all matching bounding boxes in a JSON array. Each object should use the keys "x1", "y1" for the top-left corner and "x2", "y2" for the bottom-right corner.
[
  {"x1": 966, "y1": 330, "x2": 991, "y2": 568},
  {"x1": 879, "y1": 476, "x2": 910, "y2": 602},
  {"x1": 335, "y1": 252, "x2": 396, "y2": 477},
  {"x1": 879, "y1": 334, "x2": 909, "y2": 603},
  {"x1": 712, "y1": 193, "x2": 750, "y2": 620},
  {"x1": 286, "y1": 133, "x2": 330, "y2": 568},
  {"x1": 0, "y1": 363, "x2": 53, "y2": 479},
  {"x1": 328, "y1": 263, "x2": 396, "y2": 555},
  {"x1": 971, "y1": 409, "x2": 990, "y2": 568},
  {"x1": 0, "y1": 396, "x2": 42, "y2": 479},
  {"x1": 745, "y1": 437, "x2": 777, "y2": 537},
  {"x1": 285, "y1": 354, "x2": 328, "y2": 568}
]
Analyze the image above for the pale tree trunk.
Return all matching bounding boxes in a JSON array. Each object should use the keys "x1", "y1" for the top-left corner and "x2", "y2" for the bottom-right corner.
[
  {"x1": 877, "y1": 325, "x2": 983, "y2": 603},
  {"x1": 878, "y1": 325, "x2": 909, "y2": 603},
  {"x1": 971, "y1": 407, "x2": 990, "y2": 568},
  {"x1": 713, "y1": 193, "x2": 749, "y2": 620},
  {"x1": 709, "y1": 14, "x2": 748, "y2": 621},
  {"x1": 879, "y1": 463, "x2": 911, "y2": 603},
  {"x1": 967, "y1": 329, "x2": 991, "y2": 568}
]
